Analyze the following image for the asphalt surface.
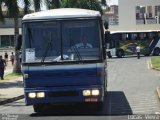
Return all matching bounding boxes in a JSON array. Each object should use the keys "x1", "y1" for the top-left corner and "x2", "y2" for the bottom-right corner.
[
  {"x1": 0, "y1": 56, "x2": 160, "y2": 120},
  {"x1": 107, "y1": 56, "x2": 160, "y2": 115}
]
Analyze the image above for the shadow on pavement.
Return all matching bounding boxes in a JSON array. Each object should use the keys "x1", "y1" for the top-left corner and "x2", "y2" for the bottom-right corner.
[
  {"x1": 106, "y1": 91, "x2": 133, "y2": 115},
  {"x1": 30, "y1": 91, "x2": 132, "y2": 116}
]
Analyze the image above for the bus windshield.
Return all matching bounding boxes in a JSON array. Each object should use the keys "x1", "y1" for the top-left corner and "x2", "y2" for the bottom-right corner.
[{"x1": 23, "y1": 19, "x2": 102, "y2": 63}]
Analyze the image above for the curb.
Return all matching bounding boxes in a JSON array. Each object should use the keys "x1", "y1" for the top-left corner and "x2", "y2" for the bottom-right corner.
[
  {"x1": 156, "y1": 87, "x2": 160, "y2": 100},
  {"x1": 0, "y1": 95, "x2": 24, "y2": 105}
]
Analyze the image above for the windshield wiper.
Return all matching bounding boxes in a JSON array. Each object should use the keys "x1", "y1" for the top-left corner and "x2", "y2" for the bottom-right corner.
[
  {"x1": 71, "y1": 45, "x2": 82, "y2": 61},
  {"x1": 69, "y1": 35, "x2": 82, "y2": 61},
  {"x1": 41, "y1": 34, "x2": 53, "y2": 63}
]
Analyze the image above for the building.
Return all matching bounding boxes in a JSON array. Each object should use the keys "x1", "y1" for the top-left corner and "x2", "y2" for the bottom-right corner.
[
  {"x1": 104, "y1": 5, "x2": 119, "y2": 25},
  {"x1": 0, "y1": 6, "x2": 23, "y2": 48},
  {"x1": 109, "y1": 0, "x2": 160, "y2": 31}
]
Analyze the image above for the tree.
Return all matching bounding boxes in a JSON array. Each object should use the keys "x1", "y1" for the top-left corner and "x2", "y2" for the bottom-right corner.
[
  {"x1": 0, "y1": 0, "x2": 44, "y2": 73},
  {"x1": 61, "y1": 0, "x2": 102, "y2": 14},
  {"x1": 33, "y1": 0, "x2": 43, "y2": 12},
  {"x1": 45, "y1": 0, "x2": 60, "y2": 9},
  {"x1": 0, "y1": 0, "x2": 4, "y2": 21},
  {"x1": 101, "y1": 0, "x2": 106, "y2": 6},
  {"x1": 1, "y1": 0, "x2": 21, "y2": 73}
]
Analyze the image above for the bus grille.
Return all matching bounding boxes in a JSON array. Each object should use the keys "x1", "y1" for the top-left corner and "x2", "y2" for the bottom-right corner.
[{"x1": 48, "y1": 91, "x2": 79, "y2": 97}]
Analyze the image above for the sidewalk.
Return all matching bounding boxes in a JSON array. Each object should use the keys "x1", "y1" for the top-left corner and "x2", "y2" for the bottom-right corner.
[{"x1": 0, "y1": 61, "x2": 24, "y2": 105}]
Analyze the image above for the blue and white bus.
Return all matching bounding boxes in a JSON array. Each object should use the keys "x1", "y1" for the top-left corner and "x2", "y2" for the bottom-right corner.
[
  {"x1": 21, "y1": 8, "x2": 107, "y2": 112},
  {"x1": 106, "y1": 30, "x2": 160, "y2": 58}
]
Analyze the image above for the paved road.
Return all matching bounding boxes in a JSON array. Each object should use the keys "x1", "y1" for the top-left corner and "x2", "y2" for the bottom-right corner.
[
  {"x1": 107, "y1": 56, "x2": 160, "y2": 115},
  {"x1": 0, "y1": 56, "x2": 160, "y2": 120}
]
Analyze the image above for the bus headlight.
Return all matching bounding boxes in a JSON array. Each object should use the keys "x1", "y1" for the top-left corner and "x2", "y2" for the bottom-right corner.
[
  {"x1": 83, "y1": 90, "x2": 91, "y2": 96},
  {"x1": 91, "y1": 90, "x2": 100, "y2": 96},
  {"x1": 28, "y1": 92, "x2": 36, "y2": 98},
  {"x1": 37, "y1": 92, "x2": 45, "y2": 98}
]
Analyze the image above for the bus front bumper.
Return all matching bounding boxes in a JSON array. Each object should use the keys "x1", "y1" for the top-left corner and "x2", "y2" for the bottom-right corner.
[{"x1": 24, "y1": 85, "x2": 104, "y2": 105}]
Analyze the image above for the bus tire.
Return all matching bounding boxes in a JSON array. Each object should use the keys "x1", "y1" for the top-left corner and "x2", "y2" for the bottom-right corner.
[
  {"x1": 116, "y1": 49, "x2": 124, "y2": 58},
  {"x1": 153, "y1": 47, "x2": 160, "y2": 56}
]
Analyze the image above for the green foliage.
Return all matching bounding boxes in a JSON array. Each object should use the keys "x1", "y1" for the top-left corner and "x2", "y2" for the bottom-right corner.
[
  {"x1": 101, "y1": 0, "x2": 106, "y2": 6},
  {"x1": 119, "y1": 39, "x2": 151, "y2": 55},
  {"x1": 33, "y1": 0, "x2": 42, "y2": 12},
  {"x1": 151, "y1": 57, "x2": 160, "y2": 70},
  {"x1": 0, "y1": 0, "x2": 43, "y2": 20},
  {"x1": 61, "y1": 0, "x2": 103, "y2": 14},
  {"x1": 52, "y1": 0, "x2": 60, "y2": 8},
  {"x1": 46, "y1": 0, "x2": 54, "y2": 9},
  {"x1": 0, "y1": 0, "x2": 4, "y2": 22},
  {"x1": 4, "y1": 0, "x2": 19, "y2": 18},
  {"x1": 0, "y1": 73, "x2": 22, "y2": 82},
  {"x1": 46, "y1": 0, "x2": 61, "y2": 9},
  {"x1": 23, "y1": 0, "x2": 31, "y2": 14}
]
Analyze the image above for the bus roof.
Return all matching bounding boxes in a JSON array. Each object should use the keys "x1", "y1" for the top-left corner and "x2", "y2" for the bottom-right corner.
[
  {"x1": 110, "y1": 30, "x2": 160, "y2": 34},
  {"x1": 22, "y1": 8, "x2": 101, "y2": 21}
]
